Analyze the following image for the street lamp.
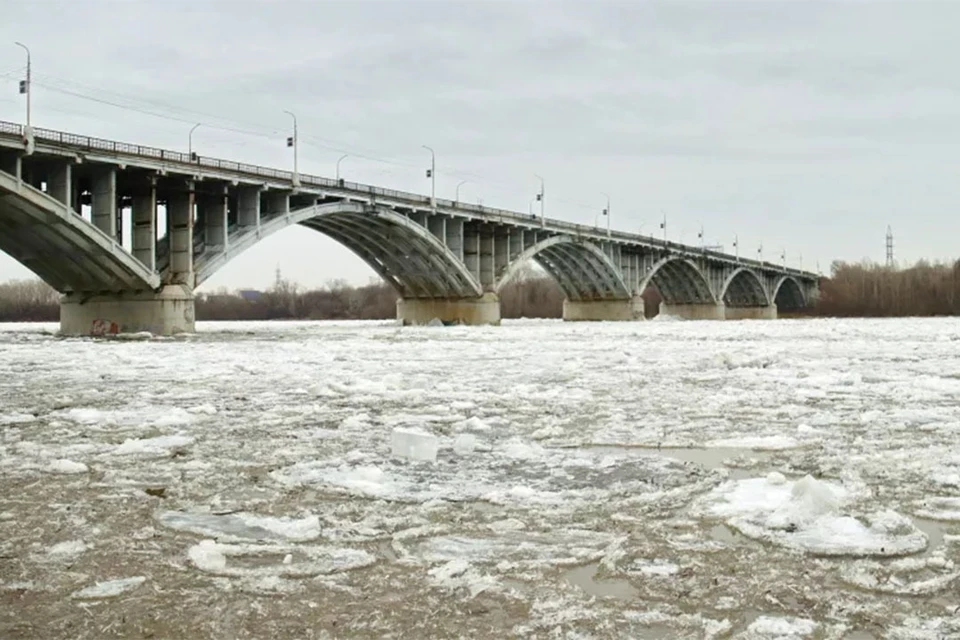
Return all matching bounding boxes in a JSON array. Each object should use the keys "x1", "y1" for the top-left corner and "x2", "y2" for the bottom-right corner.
[
  {"x1": 659, "y1": 210, "x2": 667, "y2": 243},
  {"x1": 757, "y1": 243, "x2": 764, "y2": 263},
  {"x1": 336, "y1": 154, "x2": 348, "y2": 182},
  {"x1": 188, "y1": 123, "x2": 201, "y2": 161},
  {"x1": 534, "y1": 174, "x2": 544, "y2": 228},
  {"x1": 283, "y1": 110, "x2": 299, "y2": 187},
  {"x1": 14, "y1": 42, "x2": 30, "y2": 129},
  {"x1": 455, "y1": 180, "x2": 468, "y2": 205},
  {"x1": 422, "y1": 145, "x2": 435, "y2": 210},
  {"x1": 733, "y1": 234, "x2": 739, "y2": 261},
  {"x1": 601, "y1": 192, "x2": 611, "y2": 238}
]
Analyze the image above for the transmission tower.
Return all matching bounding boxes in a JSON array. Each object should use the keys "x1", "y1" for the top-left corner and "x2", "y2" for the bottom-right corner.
[{"x1": 885, "y1": 226, "x2": 894, "y2": 267}]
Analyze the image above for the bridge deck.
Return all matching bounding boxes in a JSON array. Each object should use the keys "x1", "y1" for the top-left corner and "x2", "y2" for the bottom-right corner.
[{"x1": 0, "y1": 119, "x2": 816, "y2": 282}]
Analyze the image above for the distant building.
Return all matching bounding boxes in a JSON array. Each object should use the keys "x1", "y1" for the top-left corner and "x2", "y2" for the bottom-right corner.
[{"x1": 238, "y1": 289, "x2": 263, "y2": 302}]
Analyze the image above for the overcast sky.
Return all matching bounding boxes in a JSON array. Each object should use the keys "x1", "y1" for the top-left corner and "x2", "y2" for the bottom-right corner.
[{"x1": 2, "y1": 1, "x2": 958, "y2": 291}]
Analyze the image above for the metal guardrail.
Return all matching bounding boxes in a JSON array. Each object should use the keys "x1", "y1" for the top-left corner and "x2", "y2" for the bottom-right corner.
[{"x1": 0, "y1": 119, "x2": 817, "y2": 279}]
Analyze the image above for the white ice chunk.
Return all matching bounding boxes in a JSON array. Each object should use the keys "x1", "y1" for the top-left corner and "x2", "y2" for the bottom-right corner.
[
  {"x1": 113, "y1": 434, "x2": 193, "y2": 455},
  {"x1": 46, "y1": 459, "x2": 88, "y2": 474},
  {"x1": 188, "y1": 539, "x2": 227, "y2": 572},
  {"x1": 391, "y1": 428, "x2": 438, "y2": 463},
  {"x1": 694, "y1": 474, "x2": 927, "y2": 557},
  {"x1": 453, "y1": 434, "x2": 477, "y2": 456},
  {"x1": 72, "y1": 576, "x2": 146, "y2": 599},
  {"x1": 158, "y1": 511, "x2": 321, "y2": 543},
  {"x1": 744, "y1": 615, "x2": 817, "y2": 638},
  {"x1": 47, "y1": 539, "x2": 86, "y2": 559}
]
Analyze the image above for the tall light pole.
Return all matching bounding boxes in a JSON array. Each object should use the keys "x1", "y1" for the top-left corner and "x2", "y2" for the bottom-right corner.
[
  {"x1": 659, "y1": 210, "x2": 667, "y2": 243},
  {"x1": 758, "y1": 243, "x2": 764, "y2": 263},
  {"x1": 733, "y1": 234, "x2": 739, "y2": 261},
  {"x1": 455, "y1": 180, "x2": 468, "y2": 205},
  {"x1": 535, "y1": 174, "x2": 544, "y2": 228},
  {"x1": 781, "y1": 248, "x2": 787, "y2": 269},
  {"x1": 188, "y1": 123, "x2": 201, "y2": 161},
  {"x1": 601, "y1": 192, "x2": 611, "y2": 237},
  {"x1": 14, "y1": 42, "x2": 30, "y2": 129},
  {"x1": 422, "y1": 145, "x2": 435, "y2": 210},
  {"x1": 283, "y1": 110, "x2": 299, "y2": 187},
  {"x1": 697, "y1": 223, "x2": 704, "y2": 249},
  {"x1": 336, "y1": 154, "x2": 348, "y2": 182}
]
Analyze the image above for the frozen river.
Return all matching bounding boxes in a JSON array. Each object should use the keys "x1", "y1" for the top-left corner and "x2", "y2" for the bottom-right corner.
[{"x1": 1, "y1": 318, "x2": 959, "y2": 639}]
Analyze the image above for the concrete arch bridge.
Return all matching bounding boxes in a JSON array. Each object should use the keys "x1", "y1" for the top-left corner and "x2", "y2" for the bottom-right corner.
[{"x1": 0, "y1": 121, "x2": 818, "y2": 334}]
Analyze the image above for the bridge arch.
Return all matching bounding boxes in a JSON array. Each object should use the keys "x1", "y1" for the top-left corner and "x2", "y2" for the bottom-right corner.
[
  {"x1": 0, "y1": 167, "x2": 161, "y2": 293},
  {"x1": 195, "y1": 202, "x2": 483, "y2": 299},
  {"x1": 639, "y1": 257, "x2": 715, "y2": 305},
  {"x1": 773, "y1": 275, "x2": 806, "y2": 310},
  {"x1": 720, "y1": 267, "x2": 770, "y2": 307},
  {"x1": 494, "y1": 235, "x2": 631, "y2": 300}
]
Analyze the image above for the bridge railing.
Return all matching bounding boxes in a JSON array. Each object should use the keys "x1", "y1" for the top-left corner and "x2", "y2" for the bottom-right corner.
[{"x1": 0, "y1": 120, "x2": 816, "y2": 280}]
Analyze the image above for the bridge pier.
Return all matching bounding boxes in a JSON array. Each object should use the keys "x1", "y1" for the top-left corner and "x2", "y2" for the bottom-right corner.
[
  {"x1": 397, "y1": 293, "x2": 500, "y2": 326},
  {"x1": 562, "y1": 297, "x2": 644, "y2": 321},
  {"x1": 725, "y1": 305, "x2": 777, "y2": 320},
  {"x1": 60, "y1": 285, "x2": 195, "y2": 336},
  {"x1": 658, "y1": 302, "x2": 726, "y2": 320}
]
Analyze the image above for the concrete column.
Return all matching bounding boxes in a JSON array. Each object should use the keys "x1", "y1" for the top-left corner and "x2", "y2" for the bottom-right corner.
[
  {"x1": 0, "y1": 150, "x2": 20, "y2": 181},
  {"x1": 563, "y1": 296, "x2": 644, "y2": 321},
  {"x1": 464, "y1": 224, "x2": 480, "y2": 282},
  {"x1": 494, "y1": 226, "x2": 509, "y2": 279},
  {"x1": 428, "y1": 215, "x2": 446, "y2": 244},
  {"x1": 48, "y1": 162, "x2": 71, "y2": 207},
  {"x1": 479, "y1": 226, "x2": 495, "y2": 289},
  {"x1": 445, "y1": 218, "x2": 464, "y2": 262},
  {"x1": 91, "y1": 168, "x2": 117, "y2": 238},
  {"x1": 167, "y1": 186, "x2": 194, "y2": 285},
  {"x1": 60, "y1": 284, "x2": 195, "y2": 336},
  {"x1": 261, "y1": 190, "x2": 290, "y2": 218},
  {"x1": 201, "y1": 188, "x2": 228, "y2": 250},
  {"x1": 659, "y1": 301, "x2": 726, "y2": 320},
  {"x1": 238, "y1": 186, "x2": 261, "y2": 228},
  {"x1": 397, "y1": 293, "x2": 500, "y2": 326},
  {"x1": 132, "y1": 181, "x2": 157, "y2": 271},
  {"x1": 726, "y1": 305, "x2": 777, "y2": 320}
]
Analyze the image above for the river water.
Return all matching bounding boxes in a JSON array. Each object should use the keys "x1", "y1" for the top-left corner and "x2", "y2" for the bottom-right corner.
[{"x1": 1, "y1": 318, "x2": 958, "y2": 638}]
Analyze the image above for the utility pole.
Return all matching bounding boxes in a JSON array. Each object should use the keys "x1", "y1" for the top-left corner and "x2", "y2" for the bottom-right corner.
[
  {"x1": 336, "y1": 154, "x2": 348, "y2": 182},
  {"x1": 422, "y1": 145, "x2": 435, "y2": 211},
  {"x1": 14, "y1": 42, "x2": 30, "y2": 129}
]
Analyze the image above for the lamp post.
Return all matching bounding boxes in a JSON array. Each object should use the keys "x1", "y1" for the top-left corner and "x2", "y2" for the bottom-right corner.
[
  {"x1": 535, "y1": 174, "x2": 544, "y2": 228},
  {"x1": 733, "y1": 234, "x2": 739, "y2": 261},
  {"x1": 14, "y1": 42, "x2": 30, "y2": 129},
  {"x1": 283, "y1": 110, "x2": 299, "y2": 187},
  {"x1": 455, "y1": 180, "x2": 468, "y2": 205},
  {"x1": 336, "y1": 154, "x2": 348, "y2": 182},
  {"x1": 601, "y1": 192, "x2": 611, "y2": 237},
  {"x1": 659, "y1": 210, "x2": 667, "y2": 243},
  {"x1": 422, "y1": 145, "x2": 435, "y2": 210},
  {"x1": 188, "y1": 123, "x2": 201, "y2": 161}
]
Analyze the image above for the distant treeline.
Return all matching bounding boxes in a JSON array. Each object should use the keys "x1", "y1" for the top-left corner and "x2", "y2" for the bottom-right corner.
[{"x1": 2, "y1": 259, "x2": 959, "y2": 322}]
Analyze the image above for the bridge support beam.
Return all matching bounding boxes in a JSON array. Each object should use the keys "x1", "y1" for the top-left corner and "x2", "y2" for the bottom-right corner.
[
  {"x1": 59, "y1": 285, "x2": 195, "y2": 336},
  {"x1": 397, "y1": 293, "x2": 500, "y2": 326},
  {"x1": 562, "y1": 297, "x2": 644, "y2": 321},
  {"x1": 659, "y1": 302, "x2": 726, "y2": 320},
  {"x1": 725, "y1": 305, "x2": 777, "y2": 320}
]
